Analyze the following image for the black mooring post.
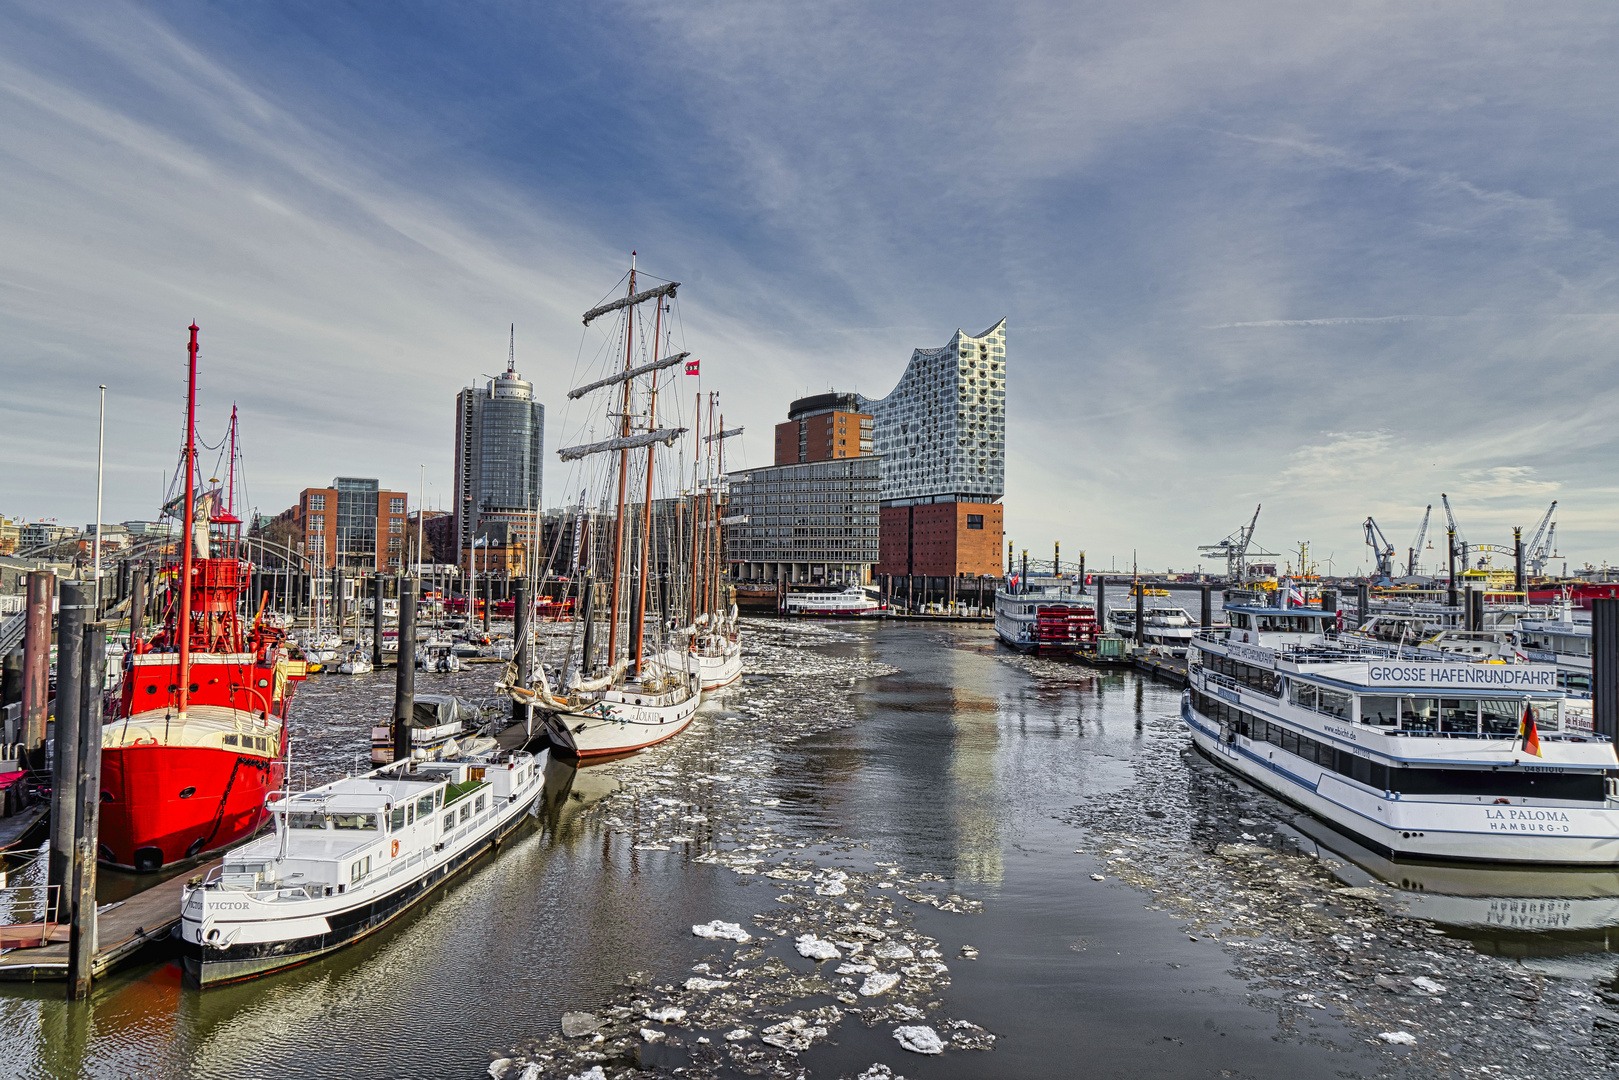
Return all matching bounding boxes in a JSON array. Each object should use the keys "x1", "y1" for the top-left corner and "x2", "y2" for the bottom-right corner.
[
  {"x1": 1446, "y1": 527, "x2": 1458, "y2": 610},
  {"x1": 1356, "y1": 583, "x2": 1370, "y2": 630},
  {"x1": 1200, "y1": 584, "x2": 1212, "y2": 629},
  {"x1": 371, "y1": 573, "x2": 385, "y2": 667},
  {"x1": 580, "y1": 575, "x2": 598, "y2": 676},
  {"x1": 1320, "y1": 588, "x2": 1336, "y2": 615},
  {"x1": 50, "y1": 582, "x2": 88, "y2": 924},
  {"x1": 393, "y1": 576, "x2": 416, "y2": 764},
  {"x1": 1514, "y1": 527, "x2": 1525, "y2": 597},
  {"x1": 513, "y1": 577, "x2": 529, "y2": 730},
  {"x1": 1095, "y1": 576, "x2": 1107, "y2": 627},
  {"x1": 1595, "y1": 599, "x2": 1618, "y2": 746},
  {"x1": 129, "y1": 564, "x2": 146, "y2": 645},
  {"x1": 68, "y1": 618, "x2": 106, "y2": 1000},
  {"x1": 1135, "y1": 584, "x2": 1146, "y2": 649}
]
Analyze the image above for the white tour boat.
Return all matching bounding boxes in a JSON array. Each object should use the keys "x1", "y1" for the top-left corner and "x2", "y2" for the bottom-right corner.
[
  {"x1": 1185, "y1": 595, "x2": 1619, "y2": 865},
  {"x1": 1108, "y1": 604, "x2": 1200, "y2": 654},
  {"x1": 783, "y1": 585, "x2": 884, "y2": 618},
  {"x1": 180, "y1": 746, "x2": 546, "y2": 985}
]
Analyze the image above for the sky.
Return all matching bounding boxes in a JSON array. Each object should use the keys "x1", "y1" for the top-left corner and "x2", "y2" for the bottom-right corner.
[{"x1": 2, "y1": 1, "x2": 1617, "y2": 575}]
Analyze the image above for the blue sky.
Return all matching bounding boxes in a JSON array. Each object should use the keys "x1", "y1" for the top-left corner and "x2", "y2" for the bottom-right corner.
[{"x1": 2, "y1": 1, "x2": 1616, "y2": 574}]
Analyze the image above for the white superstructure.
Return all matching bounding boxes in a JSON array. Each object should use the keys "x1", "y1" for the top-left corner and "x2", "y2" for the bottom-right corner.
[
  {"x1": 181, "y1": 747, "x2": 545, "y2": 985},
  {"x1": 1185, "y1": 598, "x2": 1619, "y2": 865},
  {"x1": 783, "y1": 585, "x2": 884, "y2": 617}
]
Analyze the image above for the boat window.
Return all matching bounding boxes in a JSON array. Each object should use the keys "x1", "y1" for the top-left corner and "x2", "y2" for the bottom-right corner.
[
  {"x1": 1392, "y1": 767, "x2": 1602, "y2": 801},
  {"x1": 1317, "y1": 688, "x2": 1350, "y2": 719},
  {"x1": 1440, "y1": 698, "x2": 1479, "y2": 735},
  {"x1": 1258, "y1": 616, "x2": 1279, "y2": 631},
  {"x1": 1230, "y1": 614, "x2": 1251, "y2": 629},
  {"x1": 1401, "y1": 697, "x2": 1438, "y2": 733},
  {"x1": 331, "y1": 813, "x2": 378, "y2": 830},
  {"x1": 443, "y1": 812, "x2": 454, "y2": 832},
  {"x1": 288, "y1": 812, "x2": 328, "y2": 829},
  {"x1": 1288, "y1": 683, "x2": 1316, "y2": 710},
  {"x1": 475, "y1": 794, "x2": 486, "y2": 813},
  {"x1": 1481, "y1": 699, "x2": 1522, "y2": 736},
  {"x1": 1360, "y1": 696, "x2": 1399, "y2": 727},
  {"x1": 460, "y1": 804, "x2": 471, "y2": 822},
  {"x1": 350, "y1": 856, "x2": 371, "y2": 882},
  {"x1": 407, "y1": 804, "x2": 415, "y2": 825},
  {"x1": 417, "y1": 794, "x2": 435, "y2": 817},
  {"x1": 435, "y1": 789, "x2": 444, "y2": 808},
  {"x1": 390, "y1": 806, "x2": 406, "y2": 830}
]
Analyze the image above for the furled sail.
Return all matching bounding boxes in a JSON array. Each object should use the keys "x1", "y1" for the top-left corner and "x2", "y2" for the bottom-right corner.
[
  {"x1": 582, "y1": 282, "x2": 679, "y2": 326},
  {"x1": 567, "y1": 352, "x2": 690, "y2": 400},
  {"x1": 558, "y1": 427, "x2": 689, "y2": 462},
  {"x1": 703, "y1": 426, "x2": 744, "y2": 443}
]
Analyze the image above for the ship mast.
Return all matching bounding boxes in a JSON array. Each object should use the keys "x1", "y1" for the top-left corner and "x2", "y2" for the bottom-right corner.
[
  {"x1": 605, "y1": 257, "x2": 637, "y2": 670},
  {"x1": 632, "y1": 294, "x2": 664, "y2": 677},
  {"x1": 689, "y1": 392, "x2": 702, "y2": 629},
  {"x1": 178, "y1": 324, "x2": 199, "y2": 720}
]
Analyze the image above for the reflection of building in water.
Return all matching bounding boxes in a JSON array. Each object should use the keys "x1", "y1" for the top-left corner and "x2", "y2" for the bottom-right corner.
[{"x1": 946, "y1": 645, "x2": 1004, "y2": 885}]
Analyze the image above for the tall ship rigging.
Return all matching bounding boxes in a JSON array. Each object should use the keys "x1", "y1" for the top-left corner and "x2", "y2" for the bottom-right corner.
[
  {"x1": 507, "y1": 259, "x2": 730, "y2": 757},
  {"x1": 99, "y1": 325, "x2": 304, "y2": 871}
]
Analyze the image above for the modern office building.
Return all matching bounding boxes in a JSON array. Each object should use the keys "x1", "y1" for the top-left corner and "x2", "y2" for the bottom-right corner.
[
  {"x1": 294, "y1": 478, "x2": 409, "y2": 571},
  {"x1": 454, "y1": 349, "x2": 545, "y2": 563},
  {"x1": 727, "y1": 424, "x2": 881, "y2": 585},
  {"x1": 773, "y1": 393, "x2": 873, "y2": 465},
  {"x1": 858, "y1": 319, "x2": 1006, "y2": 579}
]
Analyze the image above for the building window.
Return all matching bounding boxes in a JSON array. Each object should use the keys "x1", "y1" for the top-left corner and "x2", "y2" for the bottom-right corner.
[
  {"x1": 309, "y1": 514, "x2": 325, "y2": 529},
  {"x1": 309, "y1": 493, "x2": 326, "y2": 511},
  {"x1": 967, "y1": 515, "x2": 984, "y2": 530},
  {"x1": 389, "y1": 518, "x2": 404, "y2": 534},
  {"x1": 390, "y1": 497, "x2": 405, "y2": 514}
]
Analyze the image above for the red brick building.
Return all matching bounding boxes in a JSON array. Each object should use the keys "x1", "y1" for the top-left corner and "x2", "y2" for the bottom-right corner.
[
  {"x1": 877, "y1": 501, "x2": 1003, "y2": 578},
  {"x1": 292, "y1": 478, "x2": 409, "y2": 571},
  {"x1": 774, "y1": 393, "x2": 873, "y2": 465}
]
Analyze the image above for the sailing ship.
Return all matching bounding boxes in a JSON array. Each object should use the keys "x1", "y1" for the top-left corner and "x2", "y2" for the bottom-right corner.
[
  {"x1": 100, "y1": 326, "x2": 306, "y2": 872},
  {"x1": 676, "y1": 391, "x2": 743, "y2": 693},
  {"x1": 506, "y1": 260, "x2": 715, "y2": 757}
]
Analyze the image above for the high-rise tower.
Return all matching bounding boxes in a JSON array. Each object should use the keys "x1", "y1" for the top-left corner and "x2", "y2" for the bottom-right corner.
[
  {"x1": 858, "y1": 319, "x2": 1006, "y2": 578},
  {"x1": 453, "y1": 331, "x2": 545, "y2": 562}
]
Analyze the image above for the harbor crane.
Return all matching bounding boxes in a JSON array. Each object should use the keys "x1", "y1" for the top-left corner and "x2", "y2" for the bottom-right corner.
[
  {"x1": 1363, "y1": 517, "x2": 1396, "y2": 583},
  {"x1": 1407, "y1": 505, "x2": 1431, "y2": 578},
  {"x1": 1199, "y1": 504, "x2": 1273, "y2": 582},
  {"x1": 1526, "y1": 501, "x2": 1557, "y2": 576}
]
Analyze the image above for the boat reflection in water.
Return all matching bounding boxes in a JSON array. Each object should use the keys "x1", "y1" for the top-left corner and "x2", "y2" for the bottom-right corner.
[{"x1": 1291, "y1": 814, "x2": 1619, "y2": 964}]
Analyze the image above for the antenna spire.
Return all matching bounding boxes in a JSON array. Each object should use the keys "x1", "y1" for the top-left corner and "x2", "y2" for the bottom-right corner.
[{"x1": 508, "y1": 323, "x2": 515, "y2": 374}]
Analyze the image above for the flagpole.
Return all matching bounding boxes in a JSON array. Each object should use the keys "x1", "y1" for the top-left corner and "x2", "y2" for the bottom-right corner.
[{"x1": 93, "y1": 384, "x2": 107, "y2": 610}]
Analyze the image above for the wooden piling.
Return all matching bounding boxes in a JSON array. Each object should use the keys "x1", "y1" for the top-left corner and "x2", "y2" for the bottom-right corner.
[
  {"x1": 68, "y1": 619, "x2": 105, "y2": 1000},
  {"x1": 128, "y1": 565, "x2": 146, "y2": 645},
  {"x1": 22, "y1": 571, "x2": 53, "y2": 767},
  {"x1": 49, "y1": 583, "x2": 88, "y2": 924}
]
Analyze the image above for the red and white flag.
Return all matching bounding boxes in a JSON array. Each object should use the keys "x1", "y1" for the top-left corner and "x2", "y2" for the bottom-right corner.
[{"x1": 685, "y1": 357, "x2": 700, "y2": 375}]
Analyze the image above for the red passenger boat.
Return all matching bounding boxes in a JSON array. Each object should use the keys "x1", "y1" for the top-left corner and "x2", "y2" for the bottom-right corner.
[{"x1": 98, "y1": 325, "x2": 305, "y2": 871}]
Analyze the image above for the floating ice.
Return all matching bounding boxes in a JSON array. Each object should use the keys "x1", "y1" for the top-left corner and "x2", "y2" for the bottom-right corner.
[
  {"x1": 893, "y1": 1025, "x2": 946, "y2": 1055},
  {"x1": 860, "y1": 971, "x2": 902, "y2": 996},
  {"x1": 1090, "y1": 874, "x2": 1105, "y2": 881},
  {"x1": 723, "y1": 1029, "x2": 752, "y2": 1041},
  {"x1": 566, "y1": 1068, "x2": 607, "y2": 1080},
  {"x1": 795, "y1": 935, "x2": 842, "y2": 960},
  {"x1": 837, "y1": 961, "x2": 877, "y2": 974},
  {"x1": 857, "y1": 1066, "x2": 903, "y2": 1080},
  {"x1": 1411, "y1": 976, "x2": 1447, "y2": 995},
  {"x1": 639, "y1": 1028, "x2": 665, "y2": 1042},
  {"x1": 487, "y1": 1058, "x2": 512, "y2": 1079},
  {"x1": 684, "y1": 976, "x2": 733, "y2": 991},
  {"x1": 1379, "y1": 1031, "x2": 1417, "y2": 1045},
  {"x1": 692, "y1": 920, "x2": 751, "y2": 941},
  {"x1": 560, "y1": 1012, "x2": 601, "y2": 1037},
  {"x1": 902, "y1": 962, "x2": 948, "y2": 978},
  {"x1": 815, "y1": 880, "x2": 849, "y2": 896},
  {"x1": 761, "y1": 1016, "x2": 829, "y2": 1051},
  {"x1": 644, "y1": 1006, "x2": 687, "y2": 1023},
  {"x1": 959, "y1": 945, "x2": 979, "y2": 960},
  {"x1": 874, "y1": 942, "x2": 914, "y2": 960},
  {"x1": 634, "y1": 843, "x2": 671, "y2": 851}
]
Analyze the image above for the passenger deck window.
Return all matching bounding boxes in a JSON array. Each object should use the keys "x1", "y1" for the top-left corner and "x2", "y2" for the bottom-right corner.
[
  {"x1": 1289, "y1": 683, "x2": 1316, "y2": 710},
  {"x1": 1481, "y1": 699, "x2": 1523, "y2": 736},
  {"x1": 443, "y1": 812, "x2": 454, "y2": 832},
  {"x1": 1360, "y1": 696, "x2": 1399, "y2": 726},
  {"x1": 1401, "y1": 697, "x2": 1438, "y2": 733},
  {"x1": 390, "y1": 807, "x2": 406, "y2": 831},
  {"x1": 475, "y1": 794, "x2": 486, "y2": 813},
  {"x1": 288, "y1": 812, "x2": 327, "y2": 829},
  {"x1": 417, "y1": 794, "x2": 435, "y2": 817},
  {"x1": 1440, "y1": 699, "x2": 1479, "y2": 735},
  {"x1": 1318, "y1": 689, "x2": 1351, "y2": 719}
]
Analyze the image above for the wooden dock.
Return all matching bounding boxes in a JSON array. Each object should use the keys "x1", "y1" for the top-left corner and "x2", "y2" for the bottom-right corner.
[
  {"x1": 1133, "y1": 653, "x2": 1189, "y2": 687},
  {"x1": 0, "y1": 857, "x2": 221, "y2": 982}
]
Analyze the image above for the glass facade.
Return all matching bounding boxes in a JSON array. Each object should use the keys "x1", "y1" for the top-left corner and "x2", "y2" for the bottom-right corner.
[
  {"x1": 454, "y1": 368, "x2": 545, "y2": 555},
  {"x1": 335, "y1": 477, "x2": 378, "y2": 570},
  {"x1": 725, "y1": 456, "x2": 881, "y2": 582}
]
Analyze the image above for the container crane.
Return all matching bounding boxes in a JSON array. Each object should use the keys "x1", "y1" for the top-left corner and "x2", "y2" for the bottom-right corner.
[
  {"x1": 1363, "y1": 517, "x2": 1396, "y2": 583},
  {"x1": 1407, "y1": 505, "x2": 1431, "y2": 578},
  {"x1": 1199, "y1": 504, "x2": 1270, "y2": 582},
  {"x1": 1525, "y1": 501, "x2": 1557, "y2": 576}
]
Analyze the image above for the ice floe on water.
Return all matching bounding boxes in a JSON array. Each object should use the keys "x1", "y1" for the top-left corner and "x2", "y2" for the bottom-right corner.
[
  {"x1": 1065, "y1": 701, "x2": 1619, "y2": 1078},
  {"x1": 489, "y1": 621, "x2": 995, "y2": 1079}
]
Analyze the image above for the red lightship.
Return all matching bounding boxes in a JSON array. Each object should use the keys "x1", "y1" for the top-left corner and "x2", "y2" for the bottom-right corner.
[{"x1": 98, "y1": 325, "x2": 306, "y2": 871}]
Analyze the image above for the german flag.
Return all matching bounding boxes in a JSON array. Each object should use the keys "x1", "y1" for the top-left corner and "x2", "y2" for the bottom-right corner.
[{"x1": 1518, "y1": 703, "x2": 1542, "y2": 758}]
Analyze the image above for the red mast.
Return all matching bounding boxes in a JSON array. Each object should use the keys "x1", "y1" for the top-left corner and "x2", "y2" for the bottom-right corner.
[{"x1": 178, "y1": 324, "x2": 199, "y2": 719}]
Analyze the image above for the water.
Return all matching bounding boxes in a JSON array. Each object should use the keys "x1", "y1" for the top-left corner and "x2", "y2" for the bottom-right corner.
[{"x1": 2, "y1": 621, "x2": 1616, "y2": 1078}]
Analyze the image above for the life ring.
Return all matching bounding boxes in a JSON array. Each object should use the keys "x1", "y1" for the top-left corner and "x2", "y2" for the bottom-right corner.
[{"x1": 391, "y1": 839, "x2": 400, "y2": 857}]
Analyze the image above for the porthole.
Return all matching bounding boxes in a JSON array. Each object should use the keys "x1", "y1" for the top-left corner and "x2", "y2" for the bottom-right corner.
[
  {"x1": 145, "y1": 685, "x2": 157, "y2": 695},
  {"x1": 257, "y1": 679, "x2": 269, "y2": 688},
  {"x1": 188, "y1": 683, "x2": 199, "y2": 693},
  {"x1": 179, "y1": 786, "x2": 196, "y2": 799}
]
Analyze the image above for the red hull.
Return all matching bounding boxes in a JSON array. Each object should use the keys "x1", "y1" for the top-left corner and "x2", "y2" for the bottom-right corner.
[{"x1": 98, "y1": 741, "x2": 285, "y2": 871}]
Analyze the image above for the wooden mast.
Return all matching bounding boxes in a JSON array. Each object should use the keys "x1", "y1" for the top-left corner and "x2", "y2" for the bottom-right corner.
[
  {"x1": 605, "y1": 258, "x2": 636, "y2": 670},
  {"x1": 689, "y1": 392, "x2": 702, "y2": 631},
  {"x1": 631, "y1": 293, "x2": 664, "y2": 676},
  {"x1": 178, "y1": 323, "x2": 199, "y2": 720}
]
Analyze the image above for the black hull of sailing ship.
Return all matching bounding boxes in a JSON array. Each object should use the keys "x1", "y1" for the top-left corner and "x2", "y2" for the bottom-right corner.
[{"x1": 181, "y1": 794, "x2": 540, "y2": 986}]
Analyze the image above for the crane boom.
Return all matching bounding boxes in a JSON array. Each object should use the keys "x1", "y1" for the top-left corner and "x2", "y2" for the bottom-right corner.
[
  {"x1": 1407, "y1": 505, "x2": 1431, "y2": 577},
  {"x1": 1525, "y1": 500, "x2": 1557, "y2": 575},
  {"x1": 1363, "y1": 517, "x2": 1396, "y2": 581}
]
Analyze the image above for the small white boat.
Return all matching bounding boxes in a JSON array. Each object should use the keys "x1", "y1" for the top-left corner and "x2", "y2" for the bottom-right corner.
[
  {"x1": 1109, "y1": 605, "x2": 1199, "y2": 655},
  {"x1": 335, "y1": 650, "x2": 373, "y2": 675},
  {"x1": 180, "y1": 746, "x2": 546, "y2": 985}
]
